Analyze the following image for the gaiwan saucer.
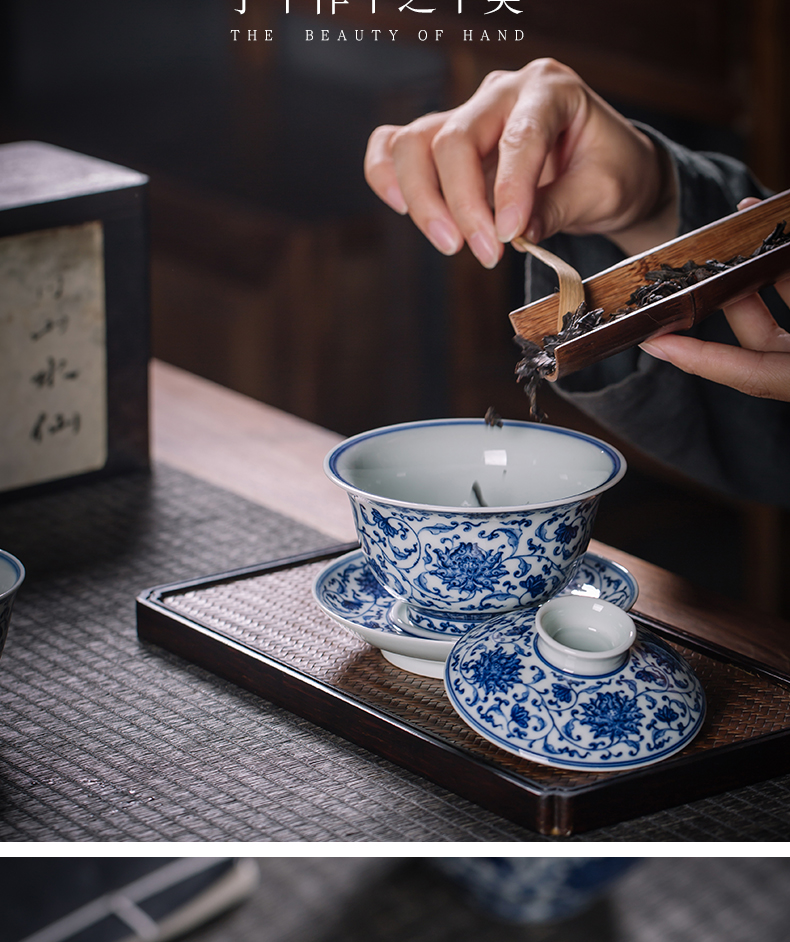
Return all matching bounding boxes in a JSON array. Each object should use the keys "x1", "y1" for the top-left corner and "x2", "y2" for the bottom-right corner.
[
  {"x1": 313, "y1": 549, "x2": 638, "y2": 678},
  {"x1": 445, "y1": 597, "x2": 706, "y2": 772}
]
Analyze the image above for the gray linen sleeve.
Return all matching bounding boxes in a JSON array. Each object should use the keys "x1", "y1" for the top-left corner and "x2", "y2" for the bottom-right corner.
[{"x1": 523, "y1": 126, "x2": 790, "y2": 508}]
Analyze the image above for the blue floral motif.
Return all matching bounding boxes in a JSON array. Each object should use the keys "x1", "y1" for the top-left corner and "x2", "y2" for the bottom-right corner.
[
  {"x1": 654, "y1": 705, "x2": 679, "y2": 724},
  {"x1": 579, "y1": 691, "x2": 645, "y2": 742},
  {"x1": 555, "y1": 522, "x2": 578, "y2": 545},
  {"x1": 635, "y1": 669, "x2": 657, "y2": 683},
  {"x1": 467, "y1": 648, "x2": 523, "y2": 695},
  {"x1": 432, "y1": 857, "x2": 638, "y2": 924},
  {"x1": 418, "y1": 546, "x2": 702, "y2": 771},
  {"x1": 371, "y1": 509, "x2": 400, "y2": 537},
  {"x1": 522, "y1": 573, "x2": 548, "y2": 597},
  {"x1": 355, "y1": 568, "x2": 389, "y2": 599},
  {"x1": 340, "y1": 597, "x2": 363, "y2": 612},
  {"x1": 551, "y1": 683, "x2": 573, "y2": 703},
  {"x1": 316, "y1": 549, "x2": 640, "y2": 657},
  {"x1": 642, "y1": 644, "x2": 679, "y2": 674},
  {"x1": 430, "y1": 542, "x2": 509, "y2": 594},
  {"x1": 447, "y1": 615, "x2": 706, "y2": 766},
  {"x1": 510, "y1": 703, "x2": 531, "y2": 728},
  {"x1": 349, "y1": 487, "x2": 606, "y2": 618}
]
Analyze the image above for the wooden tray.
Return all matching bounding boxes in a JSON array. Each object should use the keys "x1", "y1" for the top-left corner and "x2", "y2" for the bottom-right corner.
[{"x1": 136, "y1": 544, "x2": 790, "y2": 837}]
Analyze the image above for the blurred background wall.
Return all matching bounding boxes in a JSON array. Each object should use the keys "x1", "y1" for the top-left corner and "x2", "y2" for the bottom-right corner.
[{"x1": 1, "y1": 0, "x2": 789, "y2": 610}]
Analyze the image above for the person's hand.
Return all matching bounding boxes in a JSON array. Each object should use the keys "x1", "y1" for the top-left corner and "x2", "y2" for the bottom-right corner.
[
  {"x1": 639, "y1": 277, "x2": 790, "y2": 400},
  {"x1": 364, "y1": 58, "x2": 678, "y2": 268},
  {"x1": 639, "y1": 199, "x2": 790, "y2": 400}
]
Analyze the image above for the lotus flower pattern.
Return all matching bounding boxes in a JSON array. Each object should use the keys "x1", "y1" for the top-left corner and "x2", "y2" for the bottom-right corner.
[
  {"x1": 371, "y1": 508, "x2": 400, "y2": 537},
  {"x1": 430, "y1": 542, "x2": 509, "y2": 594},
  {"x1": 510, "y1": 702, "x2": 532, "y2": 728},
  {"x1": 635, "y1": 669, "x2": 657, "y2": 683},
  {"x1": 348, "y1": 487, "x2": 602, "y2": 624},
  {"x1": 579, "y1": 691, "x2": 645, "y2": 742},
  {"x1": 522, "y1": 573, "x2": 548, "y2": 598},
  {"x1": 356, "y1": 567, "x2": 390, "y2": 599},
  {"x1": 467, "y1": 647, "x2": 523, "y2": 696},
  {"x1": 654, "y1": 705, "x2": 679, "y2": 725},
  {"x1": 551, "y1": 683, "x2": 573, "y2": 703}
]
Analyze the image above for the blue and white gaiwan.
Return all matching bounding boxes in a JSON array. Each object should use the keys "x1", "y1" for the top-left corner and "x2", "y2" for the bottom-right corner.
[
  {"x1": 324, "y1": 419, "x2": 626, "y2": 633},
  {"x1": 445, "y1": 595, "x2": 705, "y2": 771},
  {"x1": 312, "y1": 548, "x2": 638, "y2": 678}
]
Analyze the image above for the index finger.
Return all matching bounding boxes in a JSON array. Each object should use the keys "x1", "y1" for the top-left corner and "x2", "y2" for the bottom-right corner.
[
  {"x1": 493, "y1": 62, "x2": 585, "y2": 243},
  {"x1": 428, "y1": 68, "x2": 565, "y2": 267},
  {"x1": 364, "y1": 125, "x2": 408, "y2": 214}
]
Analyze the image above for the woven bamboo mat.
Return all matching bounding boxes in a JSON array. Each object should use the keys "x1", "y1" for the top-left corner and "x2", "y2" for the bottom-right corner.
[
  {"x1": 155, "y1": 556, "x2": 790, "y2": 831},
  {"x1": 2, "y1": 464, "x2": 790, "y2": 840}
]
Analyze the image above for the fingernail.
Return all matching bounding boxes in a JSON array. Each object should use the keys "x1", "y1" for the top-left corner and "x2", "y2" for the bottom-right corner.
[
  {"x1": 496, "y1": 205, "x2": 522, "y2": 243},
  {"x1": 526, "y1": 222, "x2": 542, "y2": 244},
  {"x1": 639, "y1": 340, "x2": 668, "y2": 361},
  {"x1": 428, "y1": 218, "x2": 461, "y2": 255},
  {"x1": 386, "y1": 185, "x2": 408, "y2": 215},
  {"x1": 469, "y1": 230, "x2": 499, "y2": 269}
]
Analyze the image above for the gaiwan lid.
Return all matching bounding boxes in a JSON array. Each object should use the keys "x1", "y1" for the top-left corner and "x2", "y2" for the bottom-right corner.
[{"x1": 445, "y1": 597, "x2": 705, "y2": 772}]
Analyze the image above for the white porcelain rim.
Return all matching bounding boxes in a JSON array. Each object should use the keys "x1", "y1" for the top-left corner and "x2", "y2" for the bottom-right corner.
[
  {"x1": 324, "y1": 418, "x2": 627, "y2": 513},
  {"x1": 0, "y1": 550, "x2": 25, "y2": 601},
  {"x1": 535, "y1": 596, "x2": 637, "y2": 675}
]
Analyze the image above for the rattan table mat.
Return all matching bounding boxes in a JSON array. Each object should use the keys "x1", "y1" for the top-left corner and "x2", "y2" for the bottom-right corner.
[
  {"x1": 3, "y1": 463, "x2": 790, "y2": 840},
  {"x1": 149, "y1": 553, "x2": 790, "y2": 833}
]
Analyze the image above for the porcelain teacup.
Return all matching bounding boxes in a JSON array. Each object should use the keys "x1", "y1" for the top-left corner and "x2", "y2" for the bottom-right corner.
[
  {"x1": 324, "y1": 419, "x2": 626, "y2": 634},
  {"x1": 0, "y1": 549, "x2": 25, "y2": 660}
]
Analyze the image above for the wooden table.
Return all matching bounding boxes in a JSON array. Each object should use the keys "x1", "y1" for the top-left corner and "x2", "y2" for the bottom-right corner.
[
  {"x1": 151, "y1": 358, "x2": 355, "y2": 545},
  {"x1": 150, "y1": 358, "x2": 790, "y2": 684},
  {"x1": 4, "y1": 360, "x2": 789, "y2": 841}
]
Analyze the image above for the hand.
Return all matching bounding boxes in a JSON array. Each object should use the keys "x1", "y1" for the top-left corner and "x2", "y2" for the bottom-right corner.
[
  {"x1": 639, "y1": 277, "x2": 790, "y2": 400},
  {"x1": 640, "y1": 197, "x2": 790, "y2": 400},
  {"x1": 364, "y1": 58, "x2": 678, "y2": 268}
]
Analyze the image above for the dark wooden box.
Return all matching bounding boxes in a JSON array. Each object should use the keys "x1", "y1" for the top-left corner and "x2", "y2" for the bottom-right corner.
[{"x1": 0, "y1": 141, "x2": 150, "y2": 499}]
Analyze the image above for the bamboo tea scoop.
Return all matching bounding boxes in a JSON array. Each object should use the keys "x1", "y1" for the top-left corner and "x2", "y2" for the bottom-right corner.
[
  {"x1": 511, "y1": 237, "x2": 586, "y2": 331},
  {"x1": 510, "y1": 188, "x2": 790, "y2": 381}
]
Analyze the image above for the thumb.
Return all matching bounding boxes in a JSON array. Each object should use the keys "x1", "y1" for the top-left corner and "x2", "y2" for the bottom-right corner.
[
  {"x1": 525, "y1": 184, "x2": 572, "y2": 244},
  {"x1": 525, "y1": 158, "x2": 605, "y2": 242}
]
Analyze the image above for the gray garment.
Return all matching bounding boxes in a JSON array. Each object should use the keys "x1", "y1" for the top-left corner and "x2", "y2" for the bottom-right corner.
[{"x1": 526, "y1": 125, "x2": 790, "y2": 508}]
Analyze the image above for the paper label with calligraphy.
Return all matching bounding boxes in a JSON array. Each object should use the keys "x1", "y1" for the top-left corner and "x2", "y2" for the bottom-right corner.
[{"x1": 0, "y1": 221, "x2": 107, "y2": 492}]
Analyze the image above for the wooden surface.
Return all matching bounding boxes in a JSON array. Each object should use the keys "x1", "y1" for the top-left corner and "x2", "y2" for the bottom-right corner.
[
  {"x1": 150, "y1": 359, "x2": 790, "y2": 681},
  {"x1": 150, "y1": 359, "x2": 356, "y2": 544}
]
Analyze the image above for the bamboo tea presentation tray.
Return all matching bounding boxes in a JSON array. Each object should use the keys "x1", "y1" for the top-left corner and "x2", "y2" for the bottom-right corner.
[
  {"x1": 510, "y1": 188, "x2": 790, "y2": 380},
  {"x1": 136, "y1": 544, "x2": 790, "y2": 836}
]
